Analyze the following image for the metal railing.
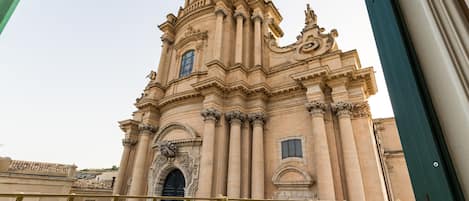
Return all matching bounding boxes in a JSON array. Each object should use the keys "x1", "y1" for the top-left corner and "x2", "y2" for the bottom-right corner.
[{"x1": 0, "y1": 194, "x2": 317, "y2": 201}]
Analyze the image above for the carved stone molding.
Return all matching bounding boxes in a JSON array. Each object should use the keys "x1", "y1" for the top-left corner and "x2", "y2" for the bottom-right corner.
[
  {"x1": 233, "y1": 10, "x2": 247, "y2": 20},
  {"x1": 122, "y1": 138, "x2": 137, "y2": 146},
  {"x1": 305, "y1": 101, "x2": 327, "y2": 117},
  {"x1": 148, "y1": 152, "x2": 200, "y2": 197},
  {"x1": 271, "y1": 164, "x2": 315, "y2": 200},
  {"x1": 248, "y1": 112, "x2": 267, "y2": 125},
  {"x1": 251, "y1": 10, "x2": 264, "y2": 22},
  {"x1": 158, "y1": 141, "x2": 177, "y2": 158},
  {"x1": 138, "y1": 124, "x2": 158, "y2": 134},
  {"x1": 225, "y1": 110, "x2": 246, "y2": 124},
  {"x1": 352, "y1": 102, "x2": 371, "y2": 118},
  {"x1": 331, "y1": 101, "x2": 353, "y2": 117},
  {"x1": 200, "y1": 108, "x2": 221, "y2": 122},
  {"x1": 214, "y1": 3, "x2": 229, "y2": 17},
  {"x1": 174, "y1": 26, "x2": 208, "y2": 49}
]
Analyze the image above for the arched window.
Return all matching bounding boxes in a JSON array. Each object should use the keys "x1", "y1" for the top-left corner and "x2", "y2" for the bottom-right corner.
[
  {"x1": 281, "y1": 139, "x2": 303, "y2": 159},
  {"x1": 179, "y1": 50, "x2": 195, "y2": 78}
]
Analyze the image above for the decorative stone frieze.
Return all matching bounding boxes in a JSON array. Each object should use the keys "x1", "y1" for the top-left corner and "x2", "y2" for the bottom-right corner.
[
  {"x1": 331, "y1": 101, "x2": 353, "y2": 117},
  {"x1": 352, "y1": 102, "x2": 371, "y2": 118},
  {"x1": 225, "y1": 110, "x2": 246, "y2": 124},
  {"x1": 138, "y1": 124, "x2": 157, "y2": 134},
  {"x1": 159, "y1": 141, "x2": 177, "y2": 158},
  {"x1": 200, "y1": 108, "x2": 221, "y2": 122},
  {"x1": 122, "y1": 138, "x2": 137, "y2": 146},
  {"x1": 305, "y1": 101, "x2": 327, "y2": 117},
  {"x1": 248, "y1": 112, "x2": 267, "y2": 125}
]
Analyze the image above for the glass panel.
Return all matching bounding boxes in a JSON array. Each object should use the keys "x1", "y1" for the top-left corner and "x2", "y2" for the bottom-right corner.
[
  {"x1": 295, "y1": 139, "x2": 302, "y2": 157},
  {"x1": 281, "y1": 141, "x2": 288, "y2": 159},
  {"x1": 288, "y1": 140, "x2": 295, "y2": 157},
  {"x1": 179, "y1": 50, "x2": 195, "y2": 77}
]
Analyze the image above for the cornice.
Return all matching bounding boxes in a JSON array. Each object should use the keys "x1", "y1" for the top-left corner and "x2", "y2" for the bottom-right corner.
[
  {"x1": 158, "y1": 90, "x2": 202, "y2": 107},
  {"x1": 134, "y1": 98, "x2": 159, "y2": 110},
  {"x1": 175, "y1": 4, "x2": 214, "y2": 31},
  {"x1": 174, "y1": 26, "x2": 208, "y2": 50},
  {"x1": 118, "y1": 119, "x2": 140, "y2": 132},
  {"x1": 167, "y1": 71, "x2": 207, "y2": 86}
]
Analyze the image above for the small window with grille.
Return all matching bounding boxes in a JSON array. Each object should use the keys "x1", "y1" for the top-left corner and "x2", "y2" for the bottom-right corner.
[
  {"x1": 179, "y1": 50, "x2": 195, "y2": 78},
  {"x1": 281, "y1": 139, "x2": 303, "y2": 159}
]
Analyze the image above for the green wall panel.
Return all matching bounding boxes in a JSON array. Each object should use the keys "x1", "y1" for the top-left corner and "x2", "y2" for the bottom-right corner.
[
  {"x1": 365, "y1": 0, "x2": 464, "y2": 200},
  {"x1": 0, "y1": 0, "x2": 20, "y2": 35}
]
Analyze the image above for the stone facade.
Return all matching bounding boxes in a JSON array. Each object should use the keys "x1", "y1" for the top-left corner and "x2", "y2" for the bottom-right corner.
[
  {"x1": 0, "y1": 157, "x2": 76, "y2": 201},
  {"x1": 0, "y1": 158, "x2": 116, "y2": 201},
  {"x1": 114, "y1": 1, "x2": 414, "y2": 201},
  {"x1": 374, "y1": 118, "x2": 415, "y2": 201}
]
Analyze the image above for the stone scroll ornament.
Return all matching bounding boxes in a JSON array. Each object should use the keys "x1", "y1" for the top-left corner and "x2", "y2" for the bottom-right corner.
[
  {"x1": 159, "y1": 141, "x2": 177, "y2": 158},
  {"x1": 200, "y1": 108, "x2": 221, "y2": 121},
  {"x1": 266, "y1": 4, "x2": 338, "y2": 60}
]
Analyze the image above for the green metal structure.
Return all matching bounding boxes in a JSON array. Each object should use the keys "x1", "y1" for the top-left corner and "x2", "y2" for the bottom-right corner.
[
  {"x1": 0, "y1": 0, "x2": 19, "y2": 35},
  {"x1": 365, "y1": 0, "x2": 465, "y2": 200}
]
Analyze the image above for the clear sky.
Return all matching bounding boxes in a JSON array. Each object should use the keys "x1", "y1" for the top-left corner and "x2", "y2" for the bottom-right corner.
[{"x1": 0, "y1": 0, "x2": 393, "y2": 169}]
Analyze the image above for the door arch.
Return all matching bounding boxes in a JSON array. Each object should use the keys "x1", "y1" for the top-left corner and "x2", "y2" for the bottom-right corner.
[{"x1": 162, "y1": 169, "x2": 185, "y2": 198}]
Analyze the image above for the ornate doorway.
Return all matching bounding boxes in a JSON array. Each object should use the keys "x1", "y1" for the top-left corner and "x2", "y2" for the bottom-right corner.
[{"x1": 162, "y1": 169, "x2": 185, "y2": 199}]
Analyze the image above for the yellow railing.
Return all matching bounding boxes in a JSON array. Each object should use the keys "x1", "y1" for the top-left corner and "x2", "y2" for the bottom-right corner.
[{"x1": 0, "y1": 194, "x2": 313, "y2": 201}]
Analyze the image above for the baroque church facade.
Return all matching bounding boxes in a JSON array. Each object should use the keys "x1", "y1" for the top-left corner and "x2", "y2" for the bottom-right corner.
[{"x1": 113, "y1": 1, "x2": 414, "y2": 201}]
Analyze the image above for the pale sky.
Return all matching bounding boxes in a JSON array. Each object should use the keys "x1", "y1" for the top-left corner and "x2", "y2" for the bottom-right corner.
[{"x1": 0, "y1": 0, "x2": 393, "y2": 169}]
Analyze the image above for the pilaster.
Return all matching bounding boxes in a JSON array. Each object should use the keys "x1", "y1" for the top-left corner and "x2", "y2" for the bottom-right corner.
[
  {"x1": 331, "y1": 101, "x2": 366, "y2": 201},
  {"x1": 248, "y1": 112, "x2": 266, "y2": 199},
  {"x1": 226, "y1": 110, "x2": 246, "y2": 198}
]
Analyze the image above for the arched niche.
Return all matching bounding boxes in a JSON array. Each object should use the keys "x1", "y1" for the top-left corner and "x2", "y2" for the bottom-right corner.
[
  {"x1": 271, "y1": 164, "x2": 316, "y2": 200},
  {"x1": 153, "y1": 122, "x2": 198, "y2": 144},
  {"x1": 148, "y1": 122, "x2": 201, "y2": 197}
]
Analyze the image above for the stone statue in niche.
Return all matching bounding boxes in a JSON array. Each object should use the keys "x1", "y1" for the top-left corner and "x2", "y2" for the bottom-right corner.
[{"x1": 159, "y1": 141, "x2": 177, "y2": 158}]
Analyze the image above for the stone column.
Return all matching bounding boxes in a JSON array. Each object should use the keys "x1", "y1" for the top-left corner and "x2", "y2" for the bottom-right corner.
[
  {"x1": 155, "y1": 38, "x2": 172, "y2": 84},
  {"x1": 113, "y1": 137, "x2": 137, "y2": 195},
  {"x1": 127, "y1": 124, "x2": 157, "y2": 198},
  {"x1": 252, "y1": 12, "x2": 263, "y2": 67},
  {"x1": 226, "y1": 111, "x2": 245, "y2": 198},
  {"x1": 197, "y1": 108, "x2": 221, "y2": 198},
  {"x1": 331, "y1": 102, "x2": 366, "y2": 201},
  {"x1": 213, "y1": 6, "x2": 227, "y2": 61},
  {"x1": 234, "y1": 11, "x2": 246, "y2": 64},
  {"x1": 305, "y1": 101, "x2": 336, "y2": 200},
  {"x1": 241, "y1": 120, "x2": 251, "y2": 198},
  {"x1": 249, "y1": 112, "x2": 266, "y2": 199}
]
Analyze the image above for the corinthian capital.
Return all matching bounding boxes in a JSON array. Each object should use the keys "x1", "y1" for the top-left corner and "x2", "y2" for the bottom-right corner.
[
  {"x1": 201, "y1": 108, "x2": 221, "y2": 122},
  {"x1": 353, "y1": 102, "x2": 371, "y2": 118},
  {"x1": 331, "y1": 101, "x2": 353, "y2": 117},
  {"x1": 225, "y1": 110, "x2": 246, "y2": 124},
  {"x1": 233, "y1": 10, "x2": 247, "y2": 20},
  {"x1": 248, "y1": 112, "x2": 267, "y2": 125},
  {"x1": 214, "y1": 3, "x2": 229, "y2": 17},
  {"x1": 138, "y1": 124, "x2": 157, "y2": 134},
  {"x1": 122, "y1": 138, "x2": 137, "y2": 146},
  {"x1": 305, "y1": 101, "x2": 327, "y2": 117},
  {"x1": 251, "y1": 10, "x2": 264, "y2": 22}
]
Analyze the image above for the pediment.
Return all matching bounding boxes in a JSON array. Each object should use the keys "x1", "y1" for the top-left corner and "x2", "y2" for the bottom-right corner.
[
  {"x1": 266, "y1": 4, "x2": 338, "y2": 61},
  {"x1": 272, "y1": 165, "x2": 313, "y2": 187}
]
